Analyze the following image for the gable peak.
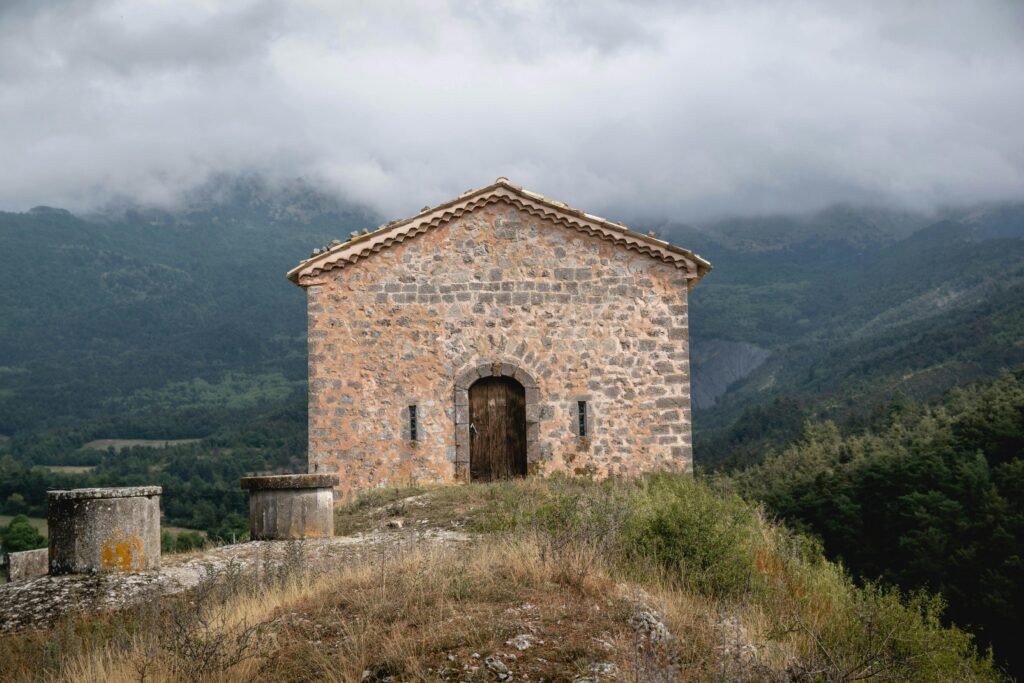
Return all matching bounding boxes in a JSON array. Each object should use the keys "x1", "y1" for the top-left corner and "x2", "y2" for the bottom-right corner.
[{"x1": 288, "y1": 178, "x2": 711, "y2": 287}]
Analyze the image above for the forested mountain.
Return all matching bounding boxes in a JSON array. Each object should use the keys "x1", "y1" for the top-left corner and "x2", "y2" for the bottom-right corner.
[
  {"x1": 3, "y1": 181, "x2": 1020, "y2": 444},
  {"x1": 2, "y1": 181, "x2": 1022, "y2": 474},
  {"x1": 0, "y1": 175, "x2": 373, "y2": 434},
  {"x1": 673, "y1": 203, "x2": 1024, "y2": 466}
]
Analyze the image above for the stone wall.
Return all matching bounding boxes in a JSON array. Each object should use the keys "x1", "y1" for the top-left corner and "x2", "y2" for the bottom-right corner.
[{"x1": 304, "y1": 201, "x2": 693, "y2": 499}]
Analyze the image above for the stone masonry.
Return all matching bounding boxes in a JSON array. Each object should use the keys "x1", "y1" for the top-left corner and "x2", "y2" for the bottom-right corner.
[{"x1": 291, "y1": 179, "x2": 710, "y2": 500}]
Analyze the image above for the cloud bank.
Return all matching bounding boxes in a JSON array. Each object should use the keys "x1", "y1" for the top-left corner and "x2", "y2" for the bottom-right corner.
[{"x1": 1, "y1": 0, "x2": 1023, "y2": 220}]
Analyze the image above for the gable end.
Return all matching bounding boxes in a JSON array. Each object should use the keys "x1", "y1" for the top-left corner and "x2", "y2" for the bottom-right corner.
[{"x1": 289, "y1": 179, "x2": 711, "y2": 288}]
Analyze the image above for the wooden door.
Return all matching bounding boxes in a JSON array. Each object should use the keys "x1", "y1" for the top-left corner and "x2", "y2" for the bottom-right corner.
[{"x1": 469, "y1": 376, "x2": 527, "y2": 481}]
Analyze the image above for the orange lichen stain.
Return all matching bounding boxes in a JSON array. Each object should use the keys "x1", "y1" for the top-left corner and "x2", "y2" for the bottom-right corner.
[
  {"x1": 100, "y1": 530, "x2": 144, "y2": 571},
  {"x1": 303, "y1": 525, "x2": 329, "y2": 538}
]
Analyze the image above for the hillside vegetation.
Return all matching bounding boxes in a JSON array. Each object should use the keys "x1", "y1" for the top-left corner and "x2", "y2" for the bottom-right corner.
[
  {"x1": 729, "y1": 369, "x2": 1024, "y2": 677},
  {"x1": 0, "y1": 476, "x2": 1001, "y2": 682},
  {"x1": 681, "y1": 203, "x2": 1024, "y2": 465},
  {"x1": 0, "y1": 175, "x2": 371, "y2": 434}
]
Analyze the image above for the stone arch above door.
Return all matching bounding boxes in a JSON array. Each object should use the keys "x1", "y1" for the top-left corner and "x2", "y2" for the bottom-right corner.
[{"x1": 454, "y1": 361, "x2": 541, "y2": 479}]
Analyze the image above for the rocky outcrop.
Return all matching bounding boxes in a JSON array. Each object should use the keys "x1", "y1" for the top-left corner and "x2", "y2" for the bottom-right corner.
[{"x1": 690, "y1": 338, "x2": 771, "y2": 409}]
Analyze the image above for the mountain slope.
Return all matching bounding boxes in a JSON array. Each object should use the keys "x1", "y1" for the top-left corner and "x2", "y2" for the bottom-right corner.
[
  {"x1": 0, "y1": 176, "x2": 374, "y2": 433},
  {"x1": 3, "y1": 186, "x2": 1022, "y2": 458},
  {"x1": 672, "y1": 203, "x2": 1024, "y2": 465},
  {"x1": 731, "y1": 368, "x2": 1024, "y2": 678}
]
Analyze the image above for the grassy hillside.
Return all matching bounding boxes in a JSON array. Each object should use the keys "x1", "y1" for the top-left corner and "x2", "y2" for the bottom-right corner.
[
  {"x1": 1, "y1": 182, "x2": 1021, "y2": 676},
  {"x1": 0, "y1": 477, "x2": 1001, "y2": 682}
]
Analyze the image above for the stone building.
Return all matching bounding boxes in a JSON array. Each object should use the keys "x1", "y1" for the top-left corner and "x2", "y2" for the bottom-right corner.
[{"x1": 287, "y1": 178, "x2": 711, "y2": 499}]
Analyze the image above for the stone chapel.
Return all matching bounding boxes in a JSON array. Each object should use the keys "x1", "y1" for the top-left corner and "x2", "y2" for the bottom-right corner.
[{"x1": 287, "y1": 178, "x2": 711, "y2": 499}]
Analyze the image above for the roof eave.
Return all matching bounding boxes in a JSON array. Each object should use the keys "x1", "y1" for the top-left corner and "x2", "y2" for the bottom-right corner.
[{"x1": 287, "y1": 179, "x2": 512, "y2": 285}]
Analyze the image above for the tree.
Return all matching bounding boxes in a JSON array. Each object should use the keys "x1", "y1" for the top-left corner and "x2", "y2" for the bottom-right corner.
[
  {"x1": 1, "y1": 515, "x2": 46, "y2": 553},
  {"x1": 4, "y1": 492, "x2": 26, "y2": 514}
]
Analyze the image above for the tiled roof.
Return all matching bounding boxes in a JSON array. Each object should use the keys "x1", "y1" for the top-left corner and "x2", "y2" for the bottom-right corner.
[{"x1": 287, "y1": 177, "x2": 712, "y2": 287}]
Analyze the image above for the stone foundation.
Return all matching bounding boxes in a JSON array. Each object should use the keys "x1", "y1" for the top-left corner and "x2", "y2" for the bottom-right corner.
[
  {"x1": 5, "y1": 548, "x2": 48, "y2": 582},
  {"x1": 240, "y1": 474, "x2": 338, "y2": 540},
  {"x1": 47, "y1": 486, "x2": 162, "y2": 575}
]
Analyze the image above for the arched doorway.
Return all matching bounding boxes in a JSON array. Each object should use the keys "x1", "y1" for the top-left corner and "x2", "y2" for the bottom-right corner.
[{"x1": 469, "y1": 376, "x2": 527, "y2": 481}]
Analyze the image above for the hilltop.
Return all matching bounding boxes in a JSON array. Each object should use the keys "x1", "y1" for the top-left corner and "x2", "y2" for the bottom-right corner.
[{"x1": 0, "y1": 476, "x2": 1001, "y2": 682}]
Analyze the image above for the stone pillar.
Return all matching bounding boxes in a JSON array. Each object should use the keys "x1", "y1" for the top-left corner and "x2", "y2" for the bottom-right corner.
[
  {"x1": 240, "y1": 474, "x2": 338, "y2": 540},
  {"x1": 47, "y1": 486, "x2": 162, "y2": 575}
]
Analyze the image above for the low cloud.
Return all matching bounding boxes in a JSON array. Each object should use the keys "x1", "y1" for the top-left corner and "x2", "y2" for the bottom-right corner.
[{"x1": 1, "y1": 0, "x2": 1023, "y2": 221}]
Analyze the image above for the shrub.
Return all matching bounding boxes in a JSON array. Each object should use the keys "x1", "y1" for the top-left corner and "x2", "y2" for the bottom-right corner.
[
  {"x1": 780, "y1": 581, "x2": 998, "y2": 682},
  {"x1": 161, "y1": 530, "x2": 206, "y2": 554},
  {"x1": 624, "y1": 472, "x2": 760, "y2": 596},
  {"x1": 0, "y1": 514, "x2": 46, "y2": 553}
]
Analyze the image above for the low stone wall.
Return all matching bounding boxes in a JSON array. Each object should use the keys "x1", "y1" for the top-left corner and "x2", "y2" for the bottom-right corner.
[
  {"x1": 6, "y1": 548, "x2": 48, "y2": 582},
  {"x1": 240, "y1": 474, "x2": 338, "y2": 540},
  {"x1": 48, "y1": 486, "x2": 162, "y2": 575}
]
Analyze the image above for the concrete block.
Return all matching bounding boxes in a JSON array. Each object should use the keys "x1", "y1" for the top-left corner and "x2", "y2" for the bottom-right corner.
[
  {"x1": 240, "y1": 474, "x2": 339, "y2": 540},
  {"x1": 48, "y1": 486, "x2": 162, "y2": 575}
]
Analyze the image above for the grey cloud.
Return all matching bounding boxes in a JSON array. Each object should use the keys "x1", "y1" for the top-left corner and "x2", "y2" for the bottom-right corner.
[{"x1": 0, "y1": 0, "x2": 1022, "y2": 221}]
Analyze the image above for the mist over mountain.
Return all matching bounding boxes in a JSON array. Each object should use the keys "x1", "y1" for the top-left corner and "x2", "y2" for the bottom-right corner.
[
  {"x1": 0, "y1": 175, "x2": 373, "y2": 434},
  {"x1": 2, "y1": 174, "x2": 1021, "y2": 443}
]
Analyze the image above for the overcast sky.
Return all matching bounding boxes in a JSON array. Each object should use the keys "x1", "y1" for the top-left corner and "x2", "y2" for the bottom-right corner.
[{"x1": 1, "y1": 0, "x2": 1023, "y2": 220}]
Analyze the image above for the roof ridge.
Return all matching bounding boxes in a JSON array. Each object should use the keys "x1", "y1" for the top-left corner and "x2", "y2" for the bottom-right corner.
[{"x1": 288, "y1": 178, "x2": 711, "y2": 286}]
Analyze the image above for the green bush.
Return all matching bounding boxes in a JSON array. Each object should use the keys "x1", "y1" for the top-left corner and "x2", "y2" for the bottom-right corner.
[
  {"x1": 787, "y1": 581, "x2": 998, "y2": 682},
  {"x1": 0, "y1": 515, "x2": 45, "y2": 553},
  {"x1": 161, "y1": 530, "x2": 174, "y2": 553},
  {"x1": 175, "y1": 531, "x2": 204, "y2": 553},
  {"x1": 624, "y1": 472, "x2": 759, "y2": 596}
]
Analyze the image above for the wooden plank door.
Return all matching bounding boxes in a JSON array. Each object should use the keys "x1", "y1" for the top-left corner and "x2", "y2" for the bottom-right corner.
[{"x1": 469, "y1": 377, "x2": 527, "y2": 481}]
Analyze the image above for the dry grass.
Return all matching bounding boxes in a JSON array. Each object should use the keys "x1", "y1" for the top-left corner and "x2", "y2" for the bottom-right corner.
[
  {"x1": 0, "y1": 477, "x2": 1003, "y2": 683},
  {"x1": 3, "y1": 536, "x2": 718, "y2": 682},
  {"x1": 333, "y1": 481, "x2": 514, "y2": 536}
]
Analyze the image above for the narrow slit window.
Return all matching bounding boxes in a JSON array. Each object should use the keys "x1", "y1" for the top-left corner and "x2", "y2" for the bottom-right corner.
[
  {"x1": 409, "y1": 404, "x2": 418, "y2": 441},
  {"x1": 577, "y1": 401, "x2": 587, "y2": 437}
]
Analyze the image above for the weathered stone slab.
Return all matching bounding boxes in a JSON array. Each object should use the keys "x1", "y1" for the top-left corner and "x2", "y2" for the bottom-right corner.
[
  {"x1": 6, "y1": 548, "x2": 48, "y2": 582},
  {"x1": 240, "y1": 474, "x2": 339, "y2": 490}
]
